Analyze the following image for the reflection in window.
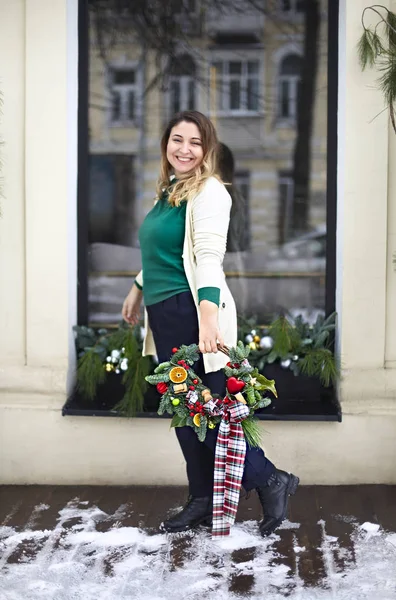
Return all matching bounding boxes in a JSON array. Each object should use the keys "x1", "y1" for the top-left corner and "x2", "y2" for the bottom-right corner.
[
  {"x1": 279, "y1": 0, "x2": 305, "y2": 13},
  {"x1": 86, "y1": 0, "x2": 329, "y2": 325},
  {"x1": 212, "y1": 60, "x2": 260, "y2": 113},
  {"x1": 109, "y1": 67, "x2": 138, "y2": 125},
  {"x1": 169, "y1": 55, "x2": 196, "y2": 115},
  {"x1": 278, "y1": 54, "x2": 301, "y2": 120},
  {"x1": 278, "y1": 173, "x2": 295, "y2": 245}
]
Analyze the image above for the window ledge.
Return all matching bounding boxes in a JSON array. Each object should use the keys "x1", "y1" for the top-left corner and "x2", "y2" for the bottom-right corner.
[{"x1": 62, "y1": 366, "x2": 341, "y2": 423}]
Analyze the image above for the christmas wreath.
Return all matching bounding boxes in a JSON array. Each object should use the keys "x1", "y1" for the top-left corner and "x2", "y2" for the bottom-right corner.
[{"x1": 145, "y1": 341, "x2": 277, "y2": 448}]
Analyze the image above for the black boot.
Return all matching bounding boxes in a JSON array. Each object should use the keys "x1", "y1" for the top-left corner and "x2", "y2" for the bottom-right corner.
[
  {"x1": 256, "y1": 469, "x2": 299, "y2": 537},
  {"x1": 161, "y1": 496, "x2": 213, "y2": 533}
]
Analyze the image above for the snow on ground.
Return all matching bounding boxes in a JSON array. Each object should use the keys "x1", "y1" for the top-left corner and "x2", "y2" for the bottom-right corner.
[{"x1": 0, "y1": 499, "x2": 396, "y2": 600}]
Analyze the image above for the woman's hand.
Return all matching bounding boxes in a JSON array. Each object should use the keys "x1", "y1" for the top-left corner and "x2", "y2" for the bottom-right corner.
[
  {"x1": 122, "y1": 284, "x2": 143, "y2": 325},
  {"x1": 199, "y1": 300, "x2": 224, "y2": 354}
]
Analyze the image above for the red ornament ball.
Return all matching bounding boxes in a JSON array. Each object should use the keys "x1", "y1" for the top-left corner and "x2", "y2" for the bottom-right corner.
[
  {"x1": 172, "y1": 347, "x2": 178, "y2": 354},
  {"x1": 193, "y1": 379, "x2": 198, "y2": 384},
  {"x1": 189, "y1": 385, "x2": 195, "y2": 391},
  {"x1": 156, "y1": 382, "x2": 168, "y2": 394},
  {"x1": 189, "y1": 411, "x2": 195, "y2": 417}
]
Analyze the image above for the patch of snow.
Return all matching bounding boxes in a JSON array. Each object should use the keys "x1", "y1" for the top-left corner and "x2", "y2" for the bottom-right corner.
[
  {"x1": 360, "y1": 522, "x2": 380, "y2": 533},
  {"x1": 1, "y1": 500, "x2": 396, "y2": 600},
  {"x1": 386, "y1": 534, "x2": 396, "y2": 548}
]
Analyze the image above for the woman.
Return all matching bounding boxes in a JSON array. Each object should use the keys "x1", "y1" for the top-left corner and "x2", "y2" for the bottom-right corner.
[{"x1": 122, "y1": 110, "x2": 299, "y2": 536}]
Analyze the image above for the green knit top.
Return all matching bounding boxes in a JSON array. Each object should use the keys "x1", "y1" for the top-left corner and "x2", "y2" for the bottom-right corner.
[{"x1": 136, "y1": 190, "x2": 220, "y2": 307}]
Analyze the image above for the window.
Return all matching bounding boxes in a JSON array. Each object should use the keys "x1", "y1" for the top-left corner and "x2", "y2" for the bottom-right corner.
[
  {"x1": 278, "y1": 173, "x2": 295, "y2": 244},
  {"x1": 278, "y1": 54, "x2": 301, "y2": 120},
  {"x1": 279, "y1": 0, "x2": 305, "y2": 13},
  {"x1": 72, "y1": 0, "x2": 339, "y2": 420},
  {"x1": 109, "y1": 66, "x2": 139, "y2": 125},
  {"x1": 169, "y1": 55, "x2": 196, "y2": 115},
  {"x1": 212, "y1": 60, "x2": 260, "y2": 114}
]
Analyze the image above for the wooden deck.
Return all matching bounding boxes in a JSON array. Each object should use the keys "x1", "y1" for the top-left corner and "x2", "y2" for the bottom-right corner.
[{"x1": 1, "y1": 484, "x2": 395, "y2": 597}]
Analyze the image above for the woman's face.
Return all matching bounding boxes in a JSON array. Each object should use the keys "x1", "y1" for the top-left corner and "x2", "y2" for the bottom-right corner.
[{"x1": 166, "y1": 120, "x2": 204, "y2": 178}]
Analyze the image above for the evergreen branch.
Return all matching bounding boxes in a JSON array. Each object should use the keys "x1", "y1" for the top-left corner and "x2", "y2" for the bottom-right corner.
[
  {"x1": 358, "y1": 30, "x2": 377, "y2": 69},
  {"x1": 76, "y1": 351, "x2": 106, "y2": 399},
  {"x1": 387, "y1": 10, "x2": 396, "y2": 47},
  {"x1": 270, "y1": 316, "x2": 300, "y2": 357},
  {"x1": 242, "y1": 418, "x2": 262, "y2": 449},
  {"x1": 298, "y1": 348, "x2": 339, "y2": 387}
]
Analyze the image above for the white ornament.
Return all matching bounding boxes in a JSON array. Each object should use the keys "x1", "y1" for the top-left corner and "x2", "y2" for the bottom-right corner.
[
  {"x1": 245, "y1": 334, "x2": 253, "y2": 343},
  {"x1": 115, "y1": 368, "x2": 120, "y2": 374},
  {"x1": 251, "y1": 329, "x2": 256, "y2": 336},
  {"x1": 292, "y1": 355, "x2": 299, "y2": 361},
  {"x1": 111, "y1": 349, "x2": 120, "y2": 360},
  {"x1": 280, "y1": 359, "x2": 292, "y2": 369},
  {"x1": 260, "y1": 336, "x2": 274, "y2": 350},
  {"x1": 106, "y1": 356, "x2": 111, "y2": 362},
  {"x1": 120, "y1": 358, "x2": 128, "y2": 371}
]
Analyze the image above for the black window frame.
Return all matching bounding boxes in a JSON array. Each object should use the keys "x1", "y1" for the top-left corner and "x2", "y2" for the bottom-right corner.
[{"x1": 69, "y1": 0, "x2": 340, "y2": 422}]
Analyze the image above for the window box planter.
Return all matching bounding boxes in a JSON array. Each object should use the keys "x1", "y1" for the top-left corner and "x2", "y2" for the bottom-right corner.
[{"x1": 62, "y1": 365, "x2": 340, "y2": 422}]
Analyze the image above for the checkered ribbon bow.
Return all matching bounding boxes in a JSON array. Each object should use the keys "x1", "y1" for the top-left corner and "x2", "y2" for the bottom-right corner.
[{"x1": 209, "y1": 401, "x2": 250, "y2": 538}]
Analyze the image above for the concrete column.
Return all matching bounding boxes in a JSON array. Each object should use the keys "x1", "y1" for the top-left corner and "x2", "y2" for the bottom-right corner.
[
  {"x1": 337, "y1": 0, "x2": 389, "y2": 372},
  {"x1": 0, "y1": 1, "x2": 26, "y2": 366},
  {"x1": 24, "y1": 0, "x2": 70, "y2": 370}
]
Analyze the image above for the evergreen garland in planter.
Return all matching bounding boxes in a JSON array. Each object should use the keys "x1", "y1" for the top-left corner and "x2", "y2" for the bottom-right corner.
[{"x1": 73, "y1": 322, "x2": 152, "y2": 416}]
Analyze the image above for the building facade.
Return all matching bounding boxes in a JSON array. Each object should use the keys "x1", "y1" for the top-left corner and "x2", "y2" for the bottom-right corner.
[{"x1": 0, "y1": 0, "x2": 396, "y2": 486}]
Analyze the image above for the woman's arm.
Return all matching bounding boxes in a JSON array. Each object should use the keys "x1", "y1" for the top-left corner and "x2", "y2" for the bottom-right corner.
[
  {"x1": 122, "y1": 270, "x2": 143, "y2": 325},
  {"x1": 192, "y1": 178, "x2": 231, "y2": 353}
]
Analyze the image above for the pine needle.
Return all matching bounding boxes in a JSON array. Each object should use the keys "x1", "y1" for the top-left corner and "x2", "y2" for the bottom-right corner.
[
  {"x1": 76, "y1": 351, "x2": 106, "y2": 400},
  {"x1": 270, "y1": 316, "x2": 300, "y2": 357},
  {"x1": 357, "y1": 30, "x2": 376, "y2": 69},
  {"x1": 242, "y1": 418, "x2": 262, "y2": 449},
  {"x1": 387, "y1": 10, "x2": 396, "y2": 48},
  {"x1": 298, "y1": 348, "x2": 339, "y2": 387}
]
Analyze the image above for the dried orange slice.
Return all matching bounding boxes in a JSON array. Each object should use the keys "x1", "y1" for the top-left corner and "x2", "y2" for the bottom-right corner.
[
  {"x1": 169, "y1": 366, "x2": 188, "y2": 383},
  {"x1": 193, "y1": 413, "x2": 201, "y2": 427}
]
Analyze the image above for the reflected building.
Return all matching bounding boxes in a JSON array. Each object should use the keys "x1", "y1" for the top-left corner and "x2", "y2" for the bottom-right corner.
[{"x1": 87, "y1": 0, "x2": 328, "y2": 324}]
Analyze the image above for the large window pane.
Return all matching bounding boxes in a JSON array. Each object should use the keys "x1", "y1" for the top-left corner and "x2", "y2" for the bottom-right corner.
[
  {"x1": 87, "y1": 0, "x2": 329, "y2": 328},
  {"x1": 230, "y1": 80, "x2": 241, "y2": 110}
]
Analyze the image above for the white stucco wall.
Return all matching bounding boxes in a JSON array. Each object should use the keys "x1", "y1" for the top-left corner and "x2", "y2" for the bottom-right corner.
[{"x1": 0, "y1": 0, "x2": 395, "y2": 486}]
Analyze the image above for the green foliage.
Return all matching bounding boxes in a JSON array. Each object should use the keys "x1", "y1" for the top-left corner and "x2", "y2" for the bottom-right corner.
[
  {"x1": 358, "y1": 6, "x2": 396, "y2": 132},
  {"x1": 146, "y1": 372, "x2": 170, "y2": 385},
  {"x1": 237, "y1": 312, "x2": 338, "y2": 387},
  {"x1": 172, "y1": 344, "x2": 200, "y2": 364},
  {"x1": 76, "y1": 351, "x2": 106, "y2": 399},
  {"x1": 115, "y1": 355, "x2": 152, "y2": 417},
  {"x1": 171, "y1": 413, "x2": 187, "y2": 428},
  {"x1": 271, "y1": 316, "x2": 300, "y2": 357},
  {"x1": 197, "y1": 416, "x2": 208, "y2": 442},
  {"x1": 242, "y1": 418, "x2": 262, "y2": 449},
  {"x1": 74, "y1": 322, "x2": 151, "y2": 416},
  {"x1": 298, "y1": 348, "x2": 339, "y2": 388}
]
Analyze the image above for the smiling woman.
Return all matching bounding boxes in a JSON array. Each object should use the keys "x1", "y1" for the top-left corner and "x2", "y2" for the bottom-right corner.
[
  {"x1": 167, "y1": 121, "x2": 203, "y2": 177},
  {"x1": 120, "y1": 110, "x2": 299, "y2": 536}
]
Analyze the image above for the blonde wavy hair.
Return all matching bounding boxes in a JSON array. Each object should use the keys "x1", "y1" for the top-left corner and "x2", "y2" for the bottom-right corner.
[{"x1": 156, "y1": 111, "x2": 222, "y2": 207}]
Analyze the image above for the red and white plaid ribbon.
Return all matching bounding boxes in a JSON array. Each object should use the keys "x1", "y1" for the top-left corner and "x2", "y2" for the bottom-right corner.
[{"x1": 210, "y1": 402, "x2": 250, "y2": 538}]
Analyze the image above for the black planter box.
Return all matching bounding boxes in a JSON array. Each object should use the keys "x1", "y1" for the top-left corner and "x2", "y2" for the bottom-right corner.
[{"x1": 62, "y1": 364, "x2": 341, "y2": 422}]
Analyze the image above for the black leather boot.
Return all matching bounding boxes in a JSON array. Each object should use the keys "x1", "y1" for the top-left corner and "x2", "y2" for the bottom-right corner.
[
  {"x1": 256, "y1": 469, "x2": 299, "y2": 537},
  {"x1": 161, "y1": 496, "x2": 213, "y2": 533}
]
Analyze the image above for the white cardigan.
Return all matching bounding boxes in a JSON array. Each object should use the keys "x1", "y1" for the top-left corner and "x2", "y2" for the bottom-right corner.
[{"x1": 135, "y1": 176, "x2": 238, "y2": 373}]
